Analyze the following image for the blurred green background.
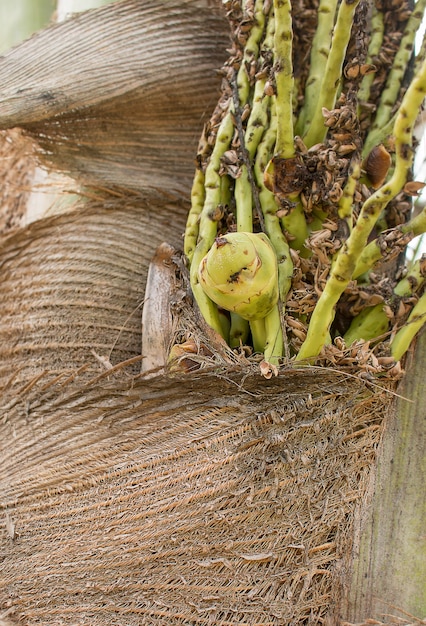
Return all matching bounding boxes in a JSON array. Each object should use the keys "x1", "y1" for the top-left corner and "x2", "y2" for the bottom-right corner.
[{"x1": 0, "y1": 0, "x2": 115, "y2": 52}]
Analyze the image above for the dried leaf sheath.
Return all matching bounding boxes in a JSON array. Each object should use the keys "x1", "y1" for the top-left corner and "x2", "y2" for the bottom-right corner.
[
  {"x1": 0, "y1": 197, "x2": 187, "y2": 386},
  {"x1": 0, "y1": 0, "x2": 229, "y2": 198},
  {"x1": 0, "y1": 364, "x2": 394, "y2": 625}
]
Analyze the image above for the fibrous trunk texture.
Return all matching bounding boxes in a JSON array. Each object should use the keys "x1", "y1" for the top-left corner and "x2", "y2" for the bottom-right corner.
[
  {"x1": 1, "y1": 365, "x2": 393, "y2": 625},
  {"x1": 0, "y1": 0, "x2": 228, "y2": 200}
]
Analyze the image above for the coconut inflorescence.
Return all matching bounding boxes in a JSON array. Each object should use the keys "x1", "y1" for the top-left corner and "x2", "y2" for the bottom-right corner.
[{"x1": 178, "y1": 0, "x2": 426, "y2": 375}]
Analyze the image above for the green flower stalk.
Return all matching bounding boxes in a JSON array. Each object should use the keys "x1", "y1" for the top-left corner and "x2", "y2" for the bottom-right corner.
[
  {"x1": 188, "y1": 110, "x2": 235, "y2": 339},
  {"x1": 254, "y1": 100, "x2": 293, "y2": 302},
  {"x1": 295, "y1": 0, "x2": 339, "y2": 136},
  {"x1": 368, "y1": 0, "x2": 426, "y2": 137},
  {"x1": 234, "y1": 0, "x2": 267, "y2": 234},
  {"x1": 391, "y1": 290, "x2": 426, "y2": 361},
  {"x1": 302, "y1": 0, "x2": 361, "y2": 148},
  {"x1": 264, "y1": 0, "x2": 309, "y2": 253},
  {"x1": 296, "y1": 56, "x2": 426, "y2": 362},
  {"x1": 357, "y1": 5, "x2": 384, "y2": 108},
  {"x1": 343, "y1": 304, "x2": 389, "y2": 346},
  {"x1": 342, "y1": 257, "x2": 425, "y2": 347},
  {"x1": 180, "y1": 0, "x2": 426, "y2": 369},
  {"x1": 353, "y1": 207, "x2": 426, "y2": 279},
  {"x1": 184, "y1": 168, "x2": 205, "y2": 265},
  {"x1": 394, "y1": 256, "x2": 426, "y2": 298},
  {"x1": 273, "y1": 0, "x2": 295, "y2": 160},
  {"x1": 338, "y1": 157, "x2": 361, "y2": 226},
  {"x1": 362, "y1": 0, "x2": 426, "y2": 155}
]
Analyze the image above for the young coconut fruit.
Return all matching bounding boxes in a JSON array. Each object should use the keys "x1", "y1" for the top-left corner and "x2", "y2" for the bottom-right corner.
[
  {"x1": 198, "y1": 231, "x2": 283, "y2": 371},
  {"x1": 198, "y1": 231, "x2": 279, "y2": 321}
]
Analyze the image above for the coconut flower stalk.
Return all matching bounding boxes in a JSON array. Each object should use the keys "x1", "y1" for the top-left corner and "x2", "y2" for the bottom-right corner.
[{"x1": 185, "y1": 0, "x2": 426, "y2": 372}]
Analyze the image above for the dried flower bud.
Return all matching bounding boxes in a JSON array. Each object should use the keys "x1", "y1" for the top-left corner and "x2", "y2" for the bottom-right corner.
[
  {"x1": 363, "y1": 144, "x2": 392, "y2": 189},
  {"x1": 403, "y1": 181, "x2": 426, "y2": 196},
  {"x1": 360, "y1": 63, "x2": 376, "y2": 76},
  {"x1": 264, "y1": 80, "x2": 275, "y2": 96},
  {"x1": 263, "y1": 155, "x2": 307, "y2": 197}
]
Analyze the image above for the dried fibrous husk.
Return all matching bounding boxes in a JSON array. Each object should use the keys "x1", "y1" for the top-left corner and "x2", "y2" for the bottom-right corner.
[
  {"x1": 0, "y1": 361, "x2": 394, "y2": 625},
  {"x1": 0, "y1": 215, "x2": 399, "y2": 624},
  {"x1": 0, "y1": 0, "x2": 228, "y2": 200},
  {"x1": 0, "y1": 194, "x2": 188, "y2": 387}
]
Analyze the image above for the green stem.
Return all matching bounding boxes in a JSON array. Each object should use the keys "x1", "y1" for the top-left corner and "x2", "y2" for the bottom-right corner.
[
  {"x1": 394, "y1": 256, "x2": 426, "y2": 297},
  {"x1": 357, "y1": 6, "x2": 384, "y2": 106},
  {"x1": 189, "y1": 111, "x2": 235, "y2": 338},
  {"x1": 264, "y1": 304, "x2": 284, "y2": 365},
  {"x1": 250, "y1": 318, "x2": 267, "y2": 353},
  {"x1": 342, "y1": 256, "x2": 426, "y2": 347},
  {"x1": 343, "y1": 304, "x2": 389, "y2": 346},
  {"x1": 295, "y1": 0, "x2": 339, "y2": 136},
  {"x1": 273, "y1": 0, "x2": 295, "y2": 159},
  {"x1": 184, "y1": 168, "x2": 205, "y2": 264},
  {"x1": 254, "y1": 102, "x2": 293, "y2": 301},
  {"x1": 303, "y1": 0, "x2": 361, "y2": 148},
  {"x1": 362, "y1": 115, "x2": 395, "y2": 157},
  {"x1": 236, "y1": 0, "x2": 265, "y2": 105},
  {"x1": 234, "y1": 0, "x2": 269, "y2": 233},
  {"x1": 391, "y1": 290, "x2": 426, "y2": 361},
  {"x1": 280, "y1": 200, "x2": 309, "y2": 256},
  {"x1": 369, "y1": 0, "x2": 426, "y2": 134},
  {"x1": 235, "y1": 80, "x2": 271, "y2": 232},
  {"x1": 353, "y1": 207, "x2": 426, "y2": 279},
  {"x1": 414, "y1": 29, "x2": 426, "y2": 74},
  {"x1": 235, "y1": 167, "x2": 253, "y2": 233},
  {"x1": 229, "y1": 312, "x2": 250, "y2": 348},
  {"x1": 338, "y1": 156, "x2": 361, "y2": 226}
]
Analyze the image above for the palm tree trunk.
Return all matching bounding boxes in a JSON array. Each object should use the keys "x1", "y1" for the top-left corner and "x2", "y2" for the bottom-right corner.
[{"x1": 344, "y1": 331, "x2": 426, "y2": 622}]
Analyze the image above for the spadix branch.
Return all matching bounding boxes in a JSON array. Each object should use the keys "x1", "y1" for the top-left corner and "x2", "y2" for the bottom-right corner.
[
  {"x1": 343, "y1": 258, "x2": 426, "y2": 347},
  {"x1": 394, "y1": 256, "x2": 426, "y2": 297},
  {"x1": 273, "y1": 0, "x2": 295, "y2": 159},
  {"x1": 303, "y1": 0, "x2": 361, "y2": 148},
  {"x1": 184, "y1": 169, "x2": 205, "y2": 264},
  {"x1": 234, "y1": 6, "x2": 271, "y2": 233},
  {"x1": 391, "y1": 290, "x2": 426, "y2": 361},
  {"x1": 236, "y1": 0, "x2": 265, "y2": 106},
  {"x1": 188, "y1": 111, "x2": 235, "y2": 339},
  {"x1": 338, "y1": 157, "x2": 361, "y2": 225},
  {"x1": 254, "y1": 101, "x2": 293, "y2": 302},
  {"x1": 353, "y1": 207, "x2": 426, "y2": 279},
  {"x1": 296, "y1": 56, "x2": 426, "y2": 361},
  {"x1": 357, "y1": 5, "x2": 384, "y2": 107},
  {"x1": 370, "y1": 0, "x2": 426, "y2": 135},
  {"x1": 296, "y1": 0, "x2": 338, "y2": 136}
]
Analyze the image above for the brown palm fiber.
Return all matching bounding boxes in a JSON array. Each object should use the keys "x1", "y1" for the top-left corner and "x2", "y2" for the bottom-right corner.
[
  {"x1": 0, "y1": 362, "x2": 394, "y2": 625},
  {"x1": 0, "y1": 130, "x2": 37, "y2": 235}
]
